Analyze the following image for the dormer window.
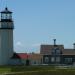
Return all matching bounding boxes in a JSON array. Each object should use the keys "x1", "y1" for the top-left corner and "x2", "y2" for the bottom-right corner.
[
  {"x1": 52, "y1": 47, "x2": 61, "y2": 55},
  {"x1": 52, "y1": 49, "x2": 55, "y2": 55},
  {"x1": 56, "y1": 48, "x2": 61, "y2": 54}
]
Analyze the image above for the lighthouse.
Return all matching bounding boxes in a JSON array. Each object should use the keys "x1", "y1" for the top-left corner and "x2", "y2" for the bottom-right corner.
[{"x1": 0, "y1": 7, "x2": 14, "y2": 65}]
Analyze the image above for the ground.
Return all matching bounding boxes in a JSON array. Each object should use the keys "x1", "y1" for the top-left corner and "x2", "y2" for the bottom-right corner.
[{"x1": 0, "y1": 65, "x2": 75, "y2": 75}]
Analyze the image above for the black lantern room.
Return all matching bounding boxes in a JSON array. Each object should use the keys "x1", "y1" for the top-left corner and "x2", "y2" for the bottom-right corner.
[{"x1": 0, "y1": 7, "x2": 12, "y2": 22}]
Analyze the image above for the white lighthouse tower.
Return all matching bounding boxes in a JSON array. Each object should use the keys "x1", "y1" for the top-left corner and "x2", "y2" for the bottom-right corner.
[{"x1": 0, "y1": 7, "x2": 14, "y2": 65}]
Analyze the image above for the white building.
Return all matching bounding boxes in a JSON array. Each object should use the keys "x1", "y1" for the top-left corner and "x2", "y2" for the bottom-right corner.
[{"x1": 0, "y1": 7, "x2": 14, "y2": 65}]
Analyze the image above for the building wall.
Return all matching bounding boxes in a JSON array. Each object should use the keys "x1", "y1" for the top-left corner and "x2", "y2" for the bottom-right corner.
[
  {"x1": 43, "y1": 55, "x2": 75, "y2": 65},
  {"x1": 61, "y1": 55, "x2": 75, "y2": 64},
  {"x1": 29, "y1": 54, "x2": 43, "y2": 65},
  {"x1": 0, "y1": 29, "x2": 13, "y2": 65},
  {"x1": 9, "y1": 59, "x2": 22, "y2": 65},
  {"x1": 21, "y1": 59, "x2": 27, "y2": 65}
]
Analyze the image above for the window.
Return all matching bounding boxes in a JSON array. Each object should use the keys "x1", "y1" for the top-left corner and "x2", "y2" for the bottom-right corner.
[
  {"x1": 45, "y1": 57, "x2": 49, "y2": 63},
  {"x1": 1, "y1": 13, "x2": 12, "y2": 19},
  {"x1": 34, "y1": 61, "x2": 36, "y2": 64},
  {"x1": 56, "y1": 49, "x2": 60, "y2": 54},
  {"x1": 56, "y1": 57, "x2": 60, "y2": 62},
  {"x1": 65, "y1": 58, "x2": 72, "y2": 63},
  {"x1": 51, "y1": 57, "x2": 55, "y2": 62},
  {"x1": 52, "y1": 50, "x2": 55, "y2": 55},
  {"x1": 52, "y1": 48, "x2": 61, "y2": 55}
]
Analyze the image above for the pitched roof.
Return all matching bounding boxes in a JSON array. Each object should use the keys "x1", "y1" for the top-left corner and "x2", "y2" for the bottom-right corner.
[
  {"x1": 11, "y1": 53, "x2": 20, "y2": 59},
  {"x1": 17, "y1": 53, "x2": 29, "y2": 59},
  {"x1": 62, "y1": 49, "x2": 75, "y2": 55},
  {"x1": 40, "y1": 45, "x2": 64, "y2": 54},
  {"x1": 11, "y1": 53, "x2": 29, "y2": 59},
  {"x1": 1, "y1": 7, "x2": 12, "y2": 13},
  {"x1": 40, "y1": 45, "x2": 75, "y2": 55}
]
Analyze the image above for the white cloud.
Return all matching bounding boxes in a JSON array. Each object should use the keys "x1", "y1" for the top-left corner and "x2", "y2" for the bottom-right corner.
[{"x1": 16, "y1": 41, "x2": 23, "y2": 47}]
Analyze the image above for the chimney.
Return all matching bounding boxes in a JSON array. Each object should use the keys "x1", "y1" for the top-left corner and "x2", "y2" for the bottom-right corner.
[
  {"x1": 53, "y1": 39, "x2": 57, "y2": 46},
  {"x1": 73, "y1": 43, "x2": 75, "y2": 50}
]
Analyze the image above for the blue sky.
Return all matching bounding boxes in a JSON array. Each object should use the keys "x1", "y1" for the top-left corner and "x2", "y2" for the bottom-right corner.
[{"x1": 0, "y1": 0, "x2": 75, "y2": 53}]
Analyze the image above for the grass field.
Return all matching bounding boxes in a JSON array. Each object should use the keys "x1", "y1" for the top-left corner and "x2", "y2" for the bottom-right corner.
[{"x1": 0, "y1": 65, "x2": 75, "y2": 75}]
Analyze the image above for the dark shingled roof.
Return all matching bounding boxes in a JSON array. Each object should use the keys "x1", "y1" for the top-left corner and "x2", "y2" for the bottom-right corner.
[
  {"x1": 40, "y1": 45, "x2": 75, "y2": 55},
  {"x1": 40, "y1": 45, "x2": 64, "y2": 54},
  {"x1": 62, "y1": 49, "x2": 75, "y2": 55}
]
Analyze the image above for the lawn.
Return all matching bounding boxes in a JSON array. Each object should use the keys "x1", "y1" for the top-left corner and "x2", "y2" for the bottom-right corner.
[{"x1": 0, "y1": 65, "x2": 75, "y2": 75}]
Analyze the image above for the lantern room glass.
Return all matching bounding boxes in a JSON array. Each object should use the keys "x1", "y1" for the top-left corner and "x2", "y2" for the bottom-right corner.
[{"x1": 1, "y1": 13, "x2": 12, "y2": 20}]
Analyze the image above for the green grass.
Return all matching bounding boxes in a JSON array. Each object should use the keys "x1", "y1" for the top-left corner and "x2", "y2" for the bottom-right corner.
[{"x1": 0, "y1": 66, "x2": 75, "y2": 75}]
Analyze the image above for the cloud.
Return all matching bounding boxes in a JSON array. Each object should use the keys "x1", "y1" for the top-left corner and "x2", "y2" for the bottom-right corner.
[{"x1": 16, "y1": 41, "x2": 23, "y2": 47}]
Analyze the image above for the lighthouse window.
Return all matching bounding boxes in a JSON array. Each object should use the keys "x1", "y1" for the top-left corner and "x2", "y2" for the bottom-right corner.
[
  {"x1": 1, "y1": 13, "x2": 12, "y2": 19},
  {"x1": 1, "y1": 14, "x2": 6, "y2": 19},
  {"x1": 6, "y1": 14, "x2": 11, "y2": 19}
]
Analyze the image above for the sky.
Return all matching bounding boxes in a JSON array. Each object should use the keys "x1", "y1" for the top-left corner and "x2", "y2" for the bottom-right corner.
[{"x1": 0, "y1": 0, "x2": 75, "y2": 53}]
